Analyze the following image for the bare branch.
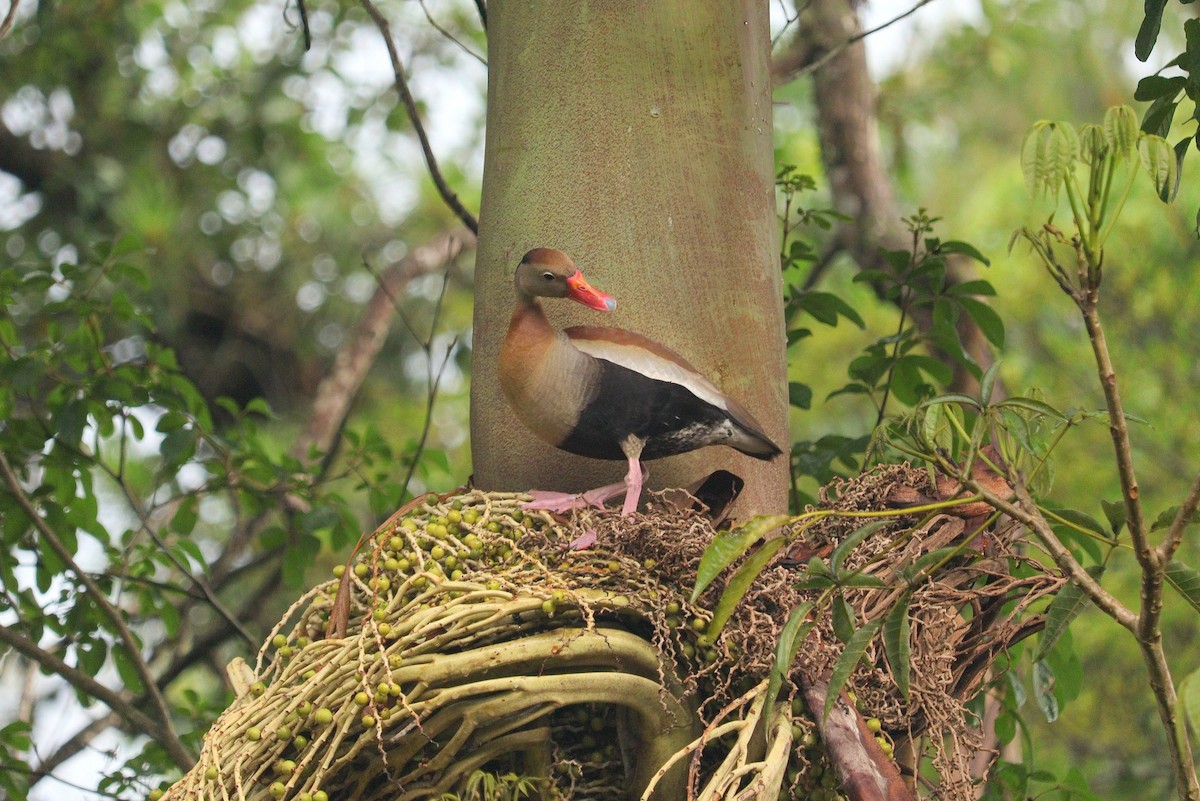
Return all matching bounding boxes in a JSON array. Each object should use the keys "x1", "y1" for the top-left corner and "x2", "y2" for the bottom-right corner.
[
  {"x1": 360, "y1": 0, "x2": 480, "y2": 235},
  {"x1": 418, "y1": 0, "x2": 486, "y2": 65},
  {"x1": 293, "y1": 228, "x2": 476, "y2": 466},
  {"x1": 0, "y1": 453, "x2": 192, "y2": 770},
  {"x1": 772, "y1": 0, "x2": 939, "y2": 85},
  {"x1": 0, "y1": 625, "x2": 174, "y2": 762},
  {"x1": 0, "y1": 0, "x2": 20, "y2": 38}
]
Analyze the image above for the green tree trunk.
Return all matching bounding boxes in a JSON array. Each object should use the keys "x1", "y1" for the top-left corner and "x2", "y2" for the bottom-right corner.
[{"x1": 471, "y1": 0, "x2": 788, "y2": 517}]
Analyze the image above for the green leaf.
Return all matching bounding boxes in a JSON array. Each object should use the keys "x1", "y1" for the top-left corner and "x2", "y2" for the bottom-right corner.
[
  {"x1": 1035, "y1": 566, "x2": 1103, "y2": 661},
  {"x1": 824, "y1": 618, "x2": 882, "y2": 719},
  {"x1": 1032, "y1": 659, "x2": 1059, "y2": 722},
  {"x1": 283, "y1": 532, "x2": 321, "y2": 587},
  {"x1": 793, "y1": 291, "x2": 866, "y2": 329},
  {"x1": 1021, "y1": 120, "x2": 1079, "y2": 199},
  {"x1": 1135, "y1": 75, "x2": 1185, "y2": 102},
  {"x1": 692, "y1": 515, "x2": 789, "y2": 602},
  {"x1": 936, "y1": 240, "x2": 991, "y2": 266},
  {"x1": 830, "y1": 521, "x2": 884, "y2": 574},
  {"x1": 1100, "y1": 499, "x2": 1127, "y2": 537},
  {"x1": 1180, "y1": 666, "x2": 1200, "y2": 740},
  {"x1": 831, "y1": 595, "x2": 855, "y2": 643},
  {"x1": 979, "y1": 360, "x2": 1001, "y2": 406},
  {"x1": 1135, "y1": 0, "x2": 1170, "y2": 61},
  {"x1": 707, "y1": 537, "x2": 787, "y2": 637},
  {"x1": 171, "y1": 495, "x2": 198, "y2": 536},
  {"x1": 112, "y1": 646, "x2": 145, "y2": 694},
  {"x1": 1152, "y1": 505, "x2": 1185, "y2": 533},
  {"x1": 920, "y1": 393, "x2": 982, "y2": 410},
  {"x1": 788, "y1": 381, "x2": 813, "y2": 410},
  {"x1": 1165, "y1": 561, "x2": 1200, "y2": 615},
  {"x1": 1139, "y1": 134, "x2": 1179, "y2": 202},
  {"x1": 883, "y1": 594, "x2": 912, "y2": 700},
  {"x1": 957, "y1": 296, "x2": 1005, "y2": 349},
  {"x1": 996, "y1": 396, "x2": 1068, "y2": 421},
  {"x1": 1103, "y1": 105, "x2": 1140, "y2": 161},
  {"x1": 766, "y1": 602, "x2": 816, "y2": 710}
]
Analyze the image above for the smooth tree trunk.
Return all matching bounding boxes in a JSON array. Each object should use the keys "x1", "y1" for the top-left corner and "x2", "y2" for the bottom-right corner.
[{"x1": 471, "y1": 0, "x2": 788, "y2": 517}]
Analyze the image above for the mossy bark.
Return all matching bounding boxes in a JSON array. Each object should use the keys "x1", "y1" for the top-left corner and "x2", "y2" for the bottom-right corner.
[{"x1": 470, "y1": 0, "x2": 788, "y2": 518}]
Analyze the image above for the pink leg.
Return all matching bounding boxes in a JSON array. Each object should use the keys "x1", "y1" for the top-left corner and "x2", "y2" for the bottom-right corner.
[{"x1": 620, "y1": 458, "x2": 646, "y2": 517}]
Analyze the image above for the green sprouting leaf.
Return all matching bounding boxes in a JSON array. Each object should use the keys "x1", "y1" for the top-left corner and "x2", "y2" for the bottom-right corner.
[
  {"x1": 979, "y1": 361, "x2": 1002, "y2": 406},
  {"x1": 1021, "y1": 120, "x2": 1079, "y2": 198},
  {"x1": 1165, "y1": 561, "x2": 1200, "y2": 615},
  {"x1": 957, "y1": 296, "x2": 1005, "y2": 349},
  {"x1": 707, "y1": 537, "x2": 787, "y2": 637},
  {"x1": 1180, "y1": 666, "x2": 1200, "y2": 740},
  {"x1": 883, "y1": 594, "x2": 912, "y2": 700},
  {"x1": 996, "y1": 396, "x2": 1068, "y2": 421},
  {"x1": 1103, "y1": 105, "x2": 1140, "y2": 161},
  {"x1": 766, "y1": 602, "x2": 816, "y2": 710},
  {"x1": 788, "y1": 381, "x2": 813, "y2": 410},
  {"x1": 692, "y1": 514, "x2": 789, "y2": 602},
  {"x1": 1100, "y1": 499, "x2": 1127, "y2": 537},
  {"x1": 830, "y1": 521, "x2": 884, "y2": 574},
  {"x1": 824, "y1": 618, "x2": 882, "y2": 719},
  {"x1": 937, "y1": 240, "x2": 991, "y2": 266},
  {"x1": 1035, "y1": 566, "x2": 1103, "y2": 661},
  {"x1": 1032, "y1": 659, "x2": 1059, "y2": 723},
  {"x1": 831, "y1": 595, "x2": 855, "y2": 643},
  {"x1": 1140, "y1": 134, "x2": 1179, "y2": 202},
  {"x1": 1135, "y1": 0, "x2": 1170, "y2": 61}
]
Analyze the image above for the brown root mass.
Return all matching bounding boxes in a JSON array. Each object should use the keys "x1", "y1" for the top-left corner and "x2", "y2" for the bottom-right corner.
[{"x1": 166, "y1": 464, "x2": 1062, "y2": 801}]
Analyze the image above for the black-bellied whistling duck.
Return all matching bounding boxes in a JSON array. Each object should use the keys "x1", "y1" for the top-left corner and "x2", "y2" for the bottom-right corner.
[{"x1": 499, "y1": 248, "x2": 782, "y2": 517}]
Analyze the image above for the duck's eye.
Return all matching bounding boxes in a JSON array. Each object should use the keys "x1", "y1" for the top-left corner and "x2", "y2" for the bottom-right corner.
[{"x1": 542, "y1": 272, "x2": 555, "y2": 281}]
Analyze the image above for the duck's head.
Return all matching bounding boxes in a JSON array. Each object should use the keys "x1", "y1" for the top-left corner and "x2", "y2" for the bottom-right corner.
[{"x1": 515, "y1": 248, "x2": 617, "y2": 312}]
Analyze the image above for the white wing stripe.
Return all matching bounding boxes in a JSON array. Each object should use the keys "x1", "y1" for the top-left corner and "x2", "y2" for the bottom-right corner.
[{"x1": 571, "y1": 339, "x2": 730, "y2": 412}]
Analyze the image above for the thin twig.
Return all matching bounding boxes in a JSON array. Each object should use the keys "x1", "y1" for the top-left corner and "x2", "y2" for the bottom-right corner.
[
  {"x1": 361, "y1": 244, "x2": 462, "y2": 506},
  {"x1": 953, "y1": 467, "x2": 1138, "y2": 632},
  {"x1": 418, "y1": 0, "x2": 486, "y2": 65},
  {"x1": 0, "y1": 0, "x2": 19, "y2": 38},
  {"x1": 775, "y1": 0, "x2": 938, "y2": 84},
  {"x1": 294, "y1": 0, "x2": 312, "y2": 51},
  {"x1": 1163, "y1": 469, "x2": 1200, "y2": 563},
  {"x1": 0, "y1": 453, "x2": 192, "y2": 770},
  {"x1": 360, "y1": 0, "x2": 480, "y2": 234}
]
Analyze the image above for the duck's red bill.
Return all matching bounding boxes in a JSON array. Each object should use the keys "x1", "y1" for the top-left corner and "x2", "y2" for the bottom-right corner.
[{"x1": 566, "y1": 270, "x2": 617, "y2": 312}]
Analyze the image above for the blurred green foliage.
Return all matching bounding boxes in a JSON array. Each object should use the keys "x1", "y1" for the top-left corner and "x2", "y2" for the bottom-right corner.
[{"x1": 3, "y1": 0, "x2": 1200, "y2": 798}]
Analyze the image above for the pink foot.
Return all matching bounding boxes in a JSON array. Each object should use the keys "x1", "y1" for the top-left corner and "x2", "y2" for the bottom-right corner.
[{"x1": 567, "y1": 529, "x2": 599, "y2": 550}]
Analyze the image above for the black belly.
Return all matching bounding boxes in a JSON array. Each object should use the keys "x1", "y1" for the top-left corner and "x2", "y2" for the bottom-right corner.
[{"x1": 557, "y1": 359, "x2": 731, "y2": 461}]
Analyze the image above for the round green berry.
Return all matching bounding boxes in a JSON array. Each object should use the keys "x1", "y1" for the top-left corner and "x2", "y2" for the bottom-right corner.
[{"x1": 314, "y1": 707, "x2": 333, "y2": 725}]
